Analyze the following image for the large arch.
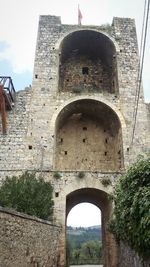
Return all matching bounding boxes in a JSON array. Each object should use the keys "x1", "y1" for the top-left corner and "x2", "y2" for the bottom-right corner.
[
  {"x1": 53, "y1": 170, "x2": 119, "y2": 267},
  {"x1": 54, "y1": 98, "x2": 124, "y2": 171},
  {"x1": 65, "y1": 188, "x2": 118, "y2": 267},
  {"x1": 58, "y1": 29, "x2": 119, "y2": 94}
]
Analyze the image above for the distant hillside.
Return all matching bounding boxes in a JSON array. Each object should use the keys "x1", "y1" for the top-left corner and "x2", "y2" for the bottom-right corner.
[{"x1": 67, "y1": 225, "x2": 102, "y2": 248}]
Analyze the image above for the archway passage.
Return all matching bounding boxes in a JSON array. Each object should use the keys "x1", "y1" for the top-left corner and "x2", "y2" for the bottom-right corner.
[
  {"x1": 66, "y1": 188, "x2": 118, "y2": 267},
  {"x1": 59, "y1": 30, "x2": 118, "y2": 94},
  {"x1": 55, "y1": 99, "x2": 123, "y2": 171},
  {"x1": 67, "y1": 203, "x2": 103, "y2": 266}
]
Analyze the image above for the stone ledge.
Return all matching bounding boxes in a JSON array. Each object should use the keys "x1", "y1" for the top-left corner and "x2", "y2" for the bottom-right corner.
[{"x1": 0, "y1": 206, "x2": 60, "y2": 228}]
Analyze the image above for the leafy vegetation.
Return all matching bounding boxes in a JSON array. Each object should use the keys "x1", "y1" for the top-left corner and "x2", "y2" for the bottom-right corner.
[
  {"x1": 78, "y1": 171, "x2": 85, "y2": 178},
  {"x1": 101, "y1": 178, "x2": 112, "y2": 187},
  {"x1": 109, "y1": 157, "x2": 150, "y2": 259},
  {"x1": 0, "y1": 172, "x2": 54, "y2": 220},
  {"x1": 67, "y1": 226, "x2": 102, "y2": 265},
  {"x1": 69, "y1": 240, "x2": 102, "y2": 265},
  {"x1": 53, "y1": 171, "x2": 61, "y2": 179}
]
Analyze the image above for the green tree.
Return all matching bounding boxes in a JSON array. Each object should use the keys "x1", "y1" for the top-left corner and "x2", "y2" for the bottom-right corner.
[
  {"x1": 109, "y1": 157, "x2": 150, "y2": 259},
  {"x1": 0, "y1": 172, "x2": 54, "y2": 220},
  {"x1": 79, "y1": 240, "x2": 102, "y2": 264}
]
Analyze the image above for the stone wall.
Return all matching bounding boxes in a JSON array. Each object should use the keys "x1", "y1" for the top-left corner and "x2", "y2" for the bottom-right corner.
[
  {"x1": 60, "y1": 56, "x2": 112, "y2": 94},
  {"x1": 0, "y1": 87, "x2": 31, "y2": 171},
  {"x1": 119, "y1": 242, "x2": 150, "y2": 267},
  {"x1": 0, "y1": 206, "x2": 61, "y2": 267}
]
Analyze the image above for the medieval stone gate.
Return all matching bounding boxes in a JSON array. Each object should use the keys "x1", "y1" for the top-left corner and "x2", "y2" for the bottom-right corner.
[{"x1": 0, "y1": 15, "x2": 149, "y2": 267}]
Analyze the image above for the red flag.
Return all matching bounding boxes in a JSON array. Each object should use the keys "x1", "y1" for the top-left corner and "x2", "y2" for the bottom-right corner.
[{"x1": 78, "y1": 5, "x2": 82, "y2": 25}]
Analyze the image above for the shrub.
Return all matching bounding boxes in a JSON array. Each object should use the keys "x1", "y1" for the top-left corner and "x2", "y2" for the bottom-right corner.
[
  {"x1": 109, "y1": 157, "x2": 150, "y2": 259},
  {"x1": 0, "y1": 172, "x2": 54, "y2": 220},
  {"x1": 101, "y1": 178, "x2": 111, "y2": 187},
  {"x1": 78, "y1": 171, "x2": 85, "y2": 178},
  {"x1": 53, "y1": 171, "x2": 61, "y2": 179}
]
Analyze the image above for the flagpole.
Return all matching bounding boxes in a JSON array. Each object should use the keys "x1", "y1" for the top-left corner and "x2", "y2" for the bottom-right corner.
[{"x1": 78, "y1": 4, "x2": 82, "y2": 26}]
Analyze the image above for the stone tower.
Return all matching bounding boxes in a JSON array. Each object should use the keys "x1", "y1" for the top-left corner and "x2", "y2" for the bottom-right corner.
[{"x1": 0, "y1": 15, "x2": 150, "y2": 267}]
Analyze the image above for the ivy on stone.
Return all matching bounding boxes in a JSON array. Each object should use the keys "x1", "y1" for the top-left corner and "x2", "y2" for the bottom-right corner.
[
  {"x1": 0, "y1": 172, "x2": 54, "y2": 221},
  {"x1": 109, "y1": 157, "x2": 150, "y2": 259}
]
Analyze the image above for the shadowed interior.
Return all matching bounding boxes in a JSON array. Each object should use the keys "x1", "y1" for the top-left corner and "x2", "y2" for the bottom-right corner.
[{"x1": 59, "y1": 30, "x2": 118, "y2": 93}]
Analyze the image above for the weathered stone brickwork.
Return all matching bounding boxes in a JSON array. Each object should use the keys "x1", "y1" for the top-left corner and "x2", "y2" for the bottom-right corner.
[
  {"x1": 119, "y1": 242, "x2": 150, "y2": 267},
  {"x1": 60, "y1": 57, "x2": 111, "y2": 93},
  {"x1": 0, "y1": 88, "x2": 31, "y2": 172},
  {"x1": 0, "y1": 206, "x2": 61, "y2": 267},
  {"x1": 0, "y1": 15, "x2": 149, "y2": 267}
]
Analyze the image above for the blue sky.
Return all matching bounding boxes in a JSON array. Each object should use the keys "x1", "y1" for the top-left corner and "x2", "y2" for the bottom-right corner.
[
  {"x1": 0, "y1": 0, "x2": 149, "y2": 226},
  {"x1": 0, "y1": 40, "x2": 32, "y2": 89}
]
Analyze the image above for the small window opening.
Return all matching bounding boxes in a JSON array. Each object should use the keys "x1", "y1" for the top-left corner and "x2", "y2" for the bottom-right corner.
[
  {"x1": 65, "y1": 151, "x2": 67, "y2": 155},
  {"x1": 66, "y1": 79, "x2": 69, "y2": 82},
  {"x1": 105, "y1": 138, "x2": 108, "y2": 144},
  {"x1": 84, "y1": 79, "x2": 86, "y2": 82},
  {"x1": 105, "y1": 151, "x2": 107, "y2": 156},
  {"x1": 35, "y1": 74, "x2": 38, "y2": 79},
  {"x1": 55, "y1": 192, "x2": 59, "y2": 197},
  {"x1": 82, "y1": 67, "x2": 89, "y2": 75},
  {"x1": 83, "y1": 127, "x2": 87, "y2": 131},
  {"x1": 118, "y1": 150, "x2": 121, "y2": 154},
  {"x1": 100, "y1": 80, "x2": 103, "y2": 83},
  {"x1": 28, "y1": 145, "x2": 32, "y2": 150},
  {"x1": 83, "y1": 139, "x2": 86, "y2": 143},
  {"x1": 60, "y1": 138, "x2": 63, "y2": 143},
  {"x1": 127, "y1": 147, "x2": 129, "y2": 152}
]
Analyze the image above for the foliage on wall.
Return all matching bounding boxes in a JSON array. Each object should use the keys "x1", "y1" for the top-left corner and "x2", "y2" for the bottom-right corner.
[
  {"x1": 0, "y1": 172, "x2": 54, "y2": 220},
  {"x1": 109, "y1": 157, "x2": 150, "y2": 259}
]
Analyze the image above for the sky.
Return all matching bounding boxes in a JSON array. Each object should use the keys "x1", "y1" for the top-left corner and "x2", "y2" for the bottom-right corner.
[
  {"x1": 67, "y1": 203, "x2": 101, "y2": 227},
  {"x1": 0, "y1": 0, "x2": 149, "y2": 227}
]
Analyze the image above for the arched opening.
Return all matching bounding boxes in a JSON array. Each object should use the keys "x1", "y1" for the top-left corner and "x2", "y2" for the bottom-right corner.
[
  {"x1": 66, "y1": 203, "x2": 103, "y2": 266},
  {"x1": 55, "y1": 99, "x2": 123, "y2": 171},
  {"x1": 65, "y1": 188, "x2": 118, "y2": 267},
  {"x1": 59, "y1": 30, "x2": 118, "y2": 94}
]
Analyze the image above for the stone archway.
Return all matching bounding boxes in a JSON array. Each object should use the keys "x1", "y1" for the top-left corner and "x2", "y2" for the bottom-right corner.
[
  {"x1": 53, "y1": 173, "x2": 119, "y2": 267},
  {"x1": 55, "y1": 99, "x2": 124, "y2": 171},
  {"x1": 58, "y1": 29, "x2": 119, "y2": 94},
  {"x1": 66, "y1": 188, "x2": 118, "y2": 267}
]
